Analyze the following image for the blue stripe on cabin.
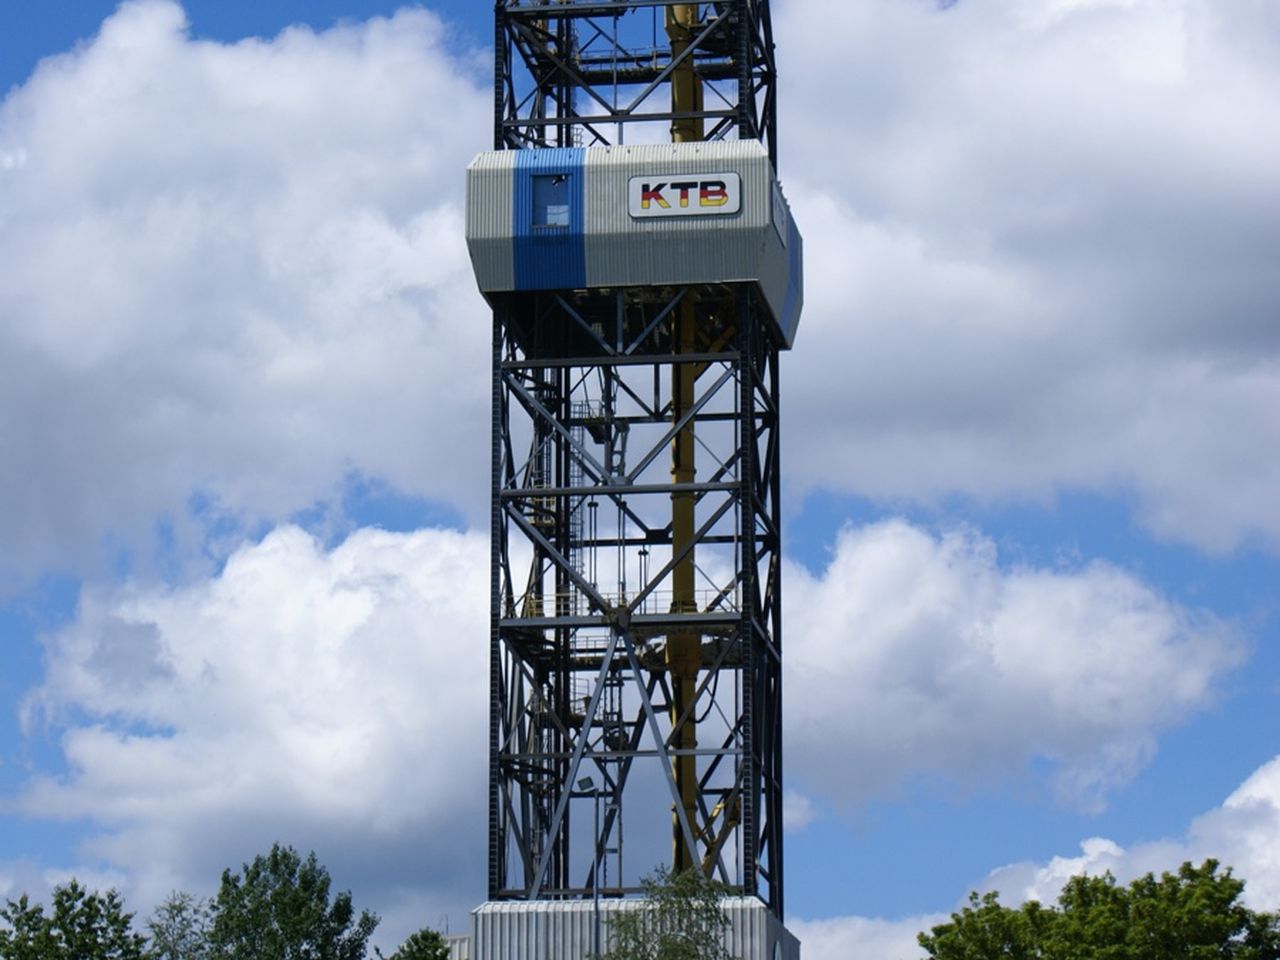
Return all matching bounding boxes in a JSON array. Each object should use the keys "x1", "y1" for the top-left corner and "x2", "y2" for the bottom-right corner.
[{"x1": 513, "y1": 148, "x2": 586, "y2": 290}]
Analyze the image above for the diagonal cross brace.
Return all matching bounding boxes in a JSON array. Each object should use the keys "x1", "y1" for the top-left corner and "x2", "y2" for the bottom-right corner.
[
  {"x1": 506, "y1": 505, "x2": 613, "y2": 616},
  {"x1": 506, "y1": 374, "x2": 611, "y2": 483},
  {"x1": 625, "y1": 365, "x2": 736, "y2": 484},
  {"x1": 627, "y1": 492, "x2": 737, "y2": 613},
  {"x1": 623, "y1": 11, "x2": 732, "y2": 116},
  {"x1": 528, "y1": 626, "x2": 621, "y2": 898}
]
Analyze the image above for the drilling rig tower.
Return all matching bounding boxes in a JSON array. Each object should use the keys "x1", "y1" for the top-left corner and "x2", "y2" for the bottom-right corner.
[{"x1": 465, "y1": 2, "x2": 803, "y2": 956}]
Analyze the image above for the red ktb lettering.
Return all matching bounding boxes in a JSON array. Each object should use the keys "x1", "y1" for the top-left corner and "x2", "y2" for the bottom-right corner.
[{"x1": 641, "y1": 183, "x2": 670, "y2": 209}]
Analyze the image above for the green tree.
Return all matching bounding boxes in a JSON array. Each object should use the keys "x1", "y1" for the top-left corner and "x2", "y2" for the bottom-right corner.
[
  {"x1": 919, "y1": 859, "x2": 1280, "y2": 960},
  {"x1": 0, "y1": 894, "x2": 55, "y2": 960},
  {"x1": 915, "y1": 890, "x2": 1053, "y2": 960},
  {"x1": 147, "y1": 890, "x2": 211, "y2": 960},
  {"x1": 374, "y1": 927, "x2": 450, "y2": 960},
  {"x1": 207, "y1": 844, "x2": 379, "y2": 960},
  {"x1": 0, "y1": 880, "x2": 146, "y2": 960},
  {"x1": 597, "y1": 866, "x2": 734, "y2": 960}
]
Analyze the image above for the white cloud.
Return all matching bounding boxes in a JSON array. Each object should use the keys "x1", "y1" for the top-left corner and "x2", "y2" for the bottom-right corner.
[
  {"x1": 777, "y1": 0, "x2": 1280, "y2": 551},
  {"x1": 790, "y1": 914, "x2": 936, "y2": 960},
  {"x1": 18, "y1": 523, "x2": 490, "y2": 938},
  {"x1": 783, "y1": 790, "x2": 817, "y2": 832},
  {"x1": 0, "y1": 860, "x2": 50, "y2": 905},
  {"x1": 785, "y1": 520, "x2": 1243, "y2": 811},
  {"x1": 1, "y1": 0, "x2": 1275, "y2": 586},
  {"x1": 0, "y1": 0, "x2": 493, "y2": 582},
  {"x1": 983, "y1": 754, "x2": 1280, "y2": 911}
]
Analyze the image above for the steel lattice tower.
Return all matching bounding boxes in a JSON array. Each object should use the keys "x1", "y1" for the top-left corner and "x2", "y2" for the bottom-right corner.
[{"x1": 467, "y1": 3, "x2": 801, "y2": 942}]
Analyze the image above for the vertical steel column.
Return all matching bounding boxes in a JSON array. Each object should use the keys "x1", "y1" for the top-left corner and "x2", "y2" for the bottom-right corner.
[
  {"x1": 488, "y1": 312, "x2": 505, "y2": 901},
  {"x1": 767, "y1": 341, "x2": 784, "y2": 917},
  {"x1": 738, "y1": 289, "x2": 759, "y2": 899}
]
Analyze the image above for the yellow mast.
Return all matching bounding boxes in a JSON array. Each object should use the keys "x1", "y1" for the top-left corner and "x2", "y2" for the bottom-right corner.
[{"x1": 665, "y1": 2, "x2": 705, "y2": 875}]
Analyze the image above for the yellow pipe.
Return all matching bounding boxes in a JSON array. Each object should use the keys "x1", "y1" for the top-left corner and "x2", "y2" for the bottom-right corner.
[
  {"x1": 664, "y1": 2, "x2": 705, "y2": 875},
  {"x1": 666, "y1": 5, "x2": 705, "y2": 144}
]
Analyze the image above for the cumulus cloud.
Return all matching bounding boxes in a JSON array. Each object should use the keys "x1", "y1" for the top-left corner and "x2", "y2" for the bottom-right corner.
[
  {"x1": 984, "y1": 755, "x2": 1280, "y2": 911},
  {"x1": 2, "y1": 0, "x2": 1275, "y2": 590},
  {"x1": 0, "y1": 859, "x2": 124, "y2": 913},
  {"x1": 785, "y1": 520, "x2": 1243, "y2": 811},
  {"x1": 790, "y1": 914, "x2": 937, "y2": 960},
  {"x1": 783, "y1": 790, "x2": 817, "y2": 832},
  {"x1": 18, "y1": 523, "x2": 490, "y2": 939},
  {"x1": 777, "y1": 0, "x2": 1280, "y2": 551},
  {"x1": 0, "y1": 0, "x2": 492, "y2": 582}
]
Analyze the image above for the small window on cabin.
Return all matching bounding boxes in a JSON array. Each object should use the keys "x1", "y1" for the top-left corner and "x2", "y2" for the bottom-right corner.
[{"x1": 532, "y1": 174, "x2": 571, "y2": 228}]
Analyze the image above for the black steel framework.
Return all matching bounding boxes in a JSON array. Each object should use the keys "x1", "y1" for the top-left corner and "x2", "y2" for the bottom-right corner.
[
  {"x1": 495, "y1": 0, "x2": 779, "y2": 165},
  {"x1": 488, "y1": 0, "x2": 786, "y2": 918}
]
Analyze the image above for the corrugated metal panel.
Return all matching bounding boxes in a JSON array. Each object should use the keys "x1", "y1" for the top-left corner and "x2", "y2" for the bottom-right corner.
[
  {"x1": 582, "y1": 142, "x2": 772, "y2": 289},
  {"x1": 780, "y1": 211, "x2": 804, "y2": 346},
  {"x1": 756, "y1": 180, "x2": 804, "y2": 348},
  {"x1": 465, "y1": 151, "x2": 516, "y2": 292},
  {"x1": 471, "y1": 897, "x2": 800, "y2": 960},
  {"x1": 446, "y1": 934, "x2": 471, "y2": 960},
  {"x1": 581, "y1": 141, "x2": 773, "y2": 232}
]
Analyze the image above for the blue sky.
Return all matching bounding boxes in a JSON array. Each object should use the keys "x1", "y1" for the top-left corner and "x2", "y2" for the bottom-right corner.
[{"x1": 1, "y1": 1, "x2": 1278, "y2": 956}]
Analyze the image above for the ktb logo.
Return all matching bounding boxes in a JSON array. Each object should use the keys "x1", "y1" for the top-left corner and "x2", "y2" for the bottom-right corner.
[
  {"x1": 628, "y1": 173, "x2": 742, "y2": 218},
  {"x1": 639, "y1": 180, "x2": 730, "y2": 210}
]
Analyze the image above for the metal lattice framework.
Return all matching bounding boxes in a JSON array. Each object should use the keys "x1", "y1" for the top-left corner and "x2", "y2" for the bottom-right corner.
[
  {"x1": 495, "y1": 0, "x2": 778, "y2": 165},
  {"x1": 488, "y1": 0, "x2": 786, "y2": 918}
]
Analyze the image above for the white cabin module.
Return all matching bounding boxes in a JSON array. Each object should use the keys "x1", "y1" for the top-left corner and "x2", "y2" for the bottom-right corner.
[{"x1": 466, "y1": 140, "x2": 804, "y2": 349}]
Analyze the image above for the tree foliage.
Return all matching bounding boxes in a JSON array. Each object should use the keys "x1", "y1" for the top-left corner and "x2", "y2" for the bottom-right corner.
[
  {"x1": 597, "y1": 866, "x2": 734, "y2": 960},
  {"x1": 919, "y1": 860, "x2": 1280, "y2": 960},
  {"x1": 206, "y1": 843, "x2": 379, "y2": 960},
  {"x1": 0, "y1": 880, "x2": 146, "y2": 960},
  {"x1": 375, "y1": 927, "x2": 451, "y2": 960},
  {"x1": 147, "y1": 890, "x2": 211, "y2": 960}
]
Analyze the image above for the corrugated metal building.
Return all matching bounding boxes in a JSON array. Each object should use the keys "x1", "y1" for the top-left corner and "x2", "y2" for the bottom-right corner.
[
  {"x1": 466, "y1": 140, "x2": 804, "y2": 348},
  {"x1": 469, "y1": 898, "x2": 799, "y2": 960}
]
